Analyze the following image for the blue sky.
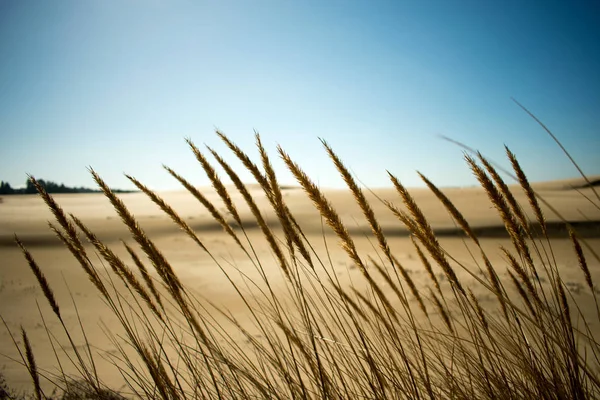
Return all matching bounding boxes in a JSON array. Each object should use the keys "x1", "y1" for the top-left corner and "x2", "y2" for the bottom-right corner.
[{"x1": 1, "y1": 0, "x2": 599, "y2": 191}]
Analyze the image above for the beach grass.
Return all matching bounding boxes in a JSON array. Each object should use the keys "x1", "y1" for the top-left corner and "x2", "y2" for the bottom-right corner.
[{"x1": 2, "y1": 128, "x2": 600, "y2": 399}]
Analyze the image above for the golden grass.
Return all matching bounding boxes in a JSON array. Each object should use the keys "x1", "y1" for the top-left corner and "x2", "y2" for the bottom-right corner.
[{"x1": 3, "y1": 126, "x2": 600, "y2": 399}]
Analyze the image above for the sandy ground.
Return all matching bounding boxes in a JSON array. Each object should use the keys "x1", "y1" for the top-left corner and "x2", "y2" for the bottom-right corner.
[{"x1": 1, "y1": 177, "x2": 599, "y2": 395}]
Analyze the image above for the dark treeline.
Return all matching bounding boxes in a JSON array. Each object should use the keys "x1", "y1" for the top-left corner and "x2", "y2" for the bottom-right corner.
[{"x1": 0, "y1": 179, "x2": 136, "y2": 195}]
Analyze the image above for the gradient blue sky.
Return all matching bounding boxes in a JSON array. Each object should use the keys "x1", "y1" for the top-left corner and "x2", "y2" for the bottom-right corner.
[{"x1": 1, "y1": 1, "x2": 599, "y2": 191}]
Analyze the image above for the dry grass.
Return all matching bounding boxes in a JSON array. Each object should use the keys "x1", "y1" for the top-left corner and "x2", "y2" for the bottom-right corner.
[{"x1": 2, "y1": 126, "x2": 600, "y2": 399}]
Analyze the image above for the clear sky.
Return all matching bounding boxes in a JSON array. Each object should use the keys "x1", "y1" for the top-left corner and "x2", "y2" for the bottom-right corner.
[{"x1": 1, "y1": 0, "x2": 599, "y2": 191}]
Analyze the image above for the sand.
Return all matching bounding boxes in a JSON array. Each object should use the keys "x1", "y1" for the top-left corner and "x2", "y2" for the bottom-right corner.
[{"x1": 1, "y1": 177, "x2": 599, "y2": 395}]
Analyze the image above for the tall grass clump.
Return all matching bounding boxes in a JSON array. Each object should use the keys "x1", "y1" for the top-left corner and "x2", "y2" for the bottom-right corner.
[{"x1": 3, "y1": 125, "x2": 600, "y2": 399}]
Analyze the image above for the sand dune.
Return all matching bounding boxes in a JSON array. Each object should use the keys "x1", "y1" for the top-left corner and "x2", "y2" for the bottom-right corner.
[{"x1": 1, "y1": 176, "x2": 599, "y2": 394}]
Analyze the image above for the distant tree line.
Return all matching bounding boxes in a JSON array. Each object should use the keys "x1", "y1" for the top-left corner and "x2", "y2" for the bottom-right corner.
[{"x1": 0, "y1": 179, "x2": 136, "y2": 195}]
